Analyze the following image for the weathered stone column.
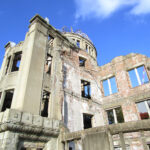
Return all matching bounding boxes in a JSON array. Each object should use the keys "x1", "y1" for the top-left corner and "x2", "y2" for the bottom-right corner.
[
  {"x1": 49, "y1": 37, "x2": 64, "y2": 120},
  {"x1": 43, "y1": 138, "x2": 58, "y2": 150},
  {"x1": 0, "y1": 44, "x2": 11, "y2": 80},
  {"x1": 107, "y1": 130, "x2": 114, "y2": 150},
  {"x1": 119, "y1": 132, "x2": 126, "y2": 150},
  {"x1": 11, "y1": 15, "x2": 49, "y2": 115}
]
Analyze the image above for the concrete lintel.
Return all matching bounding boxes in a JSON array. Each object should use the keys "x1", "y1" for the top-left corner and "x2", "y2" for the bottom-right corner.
[
  {"x1": 30, "y1": 14, "x2": 48, "y2": 25},
  {"x1": 62, "y1": 119, "x2": 150, "y2": 142}
]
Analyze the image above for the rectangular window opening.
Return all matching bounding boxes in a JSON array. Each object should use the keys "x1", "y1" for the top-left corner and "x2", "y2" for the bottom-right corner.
[
  {"x1": 81, "y1": 80, "x2": 91, "y2": 99},
  {"x1": 86, "y1": 44, "x2": 88, "y2": 52},
  {"x1": 128, "y1": 65, "x2": 149, "y2": 88},
  {"x1": 107, "y1": 107, "x2": 124, "y2": 125},
  {"x1": 107, "y1": 109, "x2": 115, "y2": 124},
  {"x1": 114, "y1": 147, "x2": 122, "y2": 150},
  {"x1": 102, "y1": 76, "x2": 118, "y2": 96},
  {"x1": 41, "y1": 91, "x2": 50, "y2": 117},
  {"x1": 136, "y1": 100, "x2": 150, "y2": 120},
  {"x1": 20, "y1": 148, "x2": 26, "y2": 150},
  {"x1": 76, "y1": 40, "x2": 80, "y2": 48},
  {"x1": 79, "y1": 57, "x2": 86, "y2": 67},
  {"x1": 69, "y1": 141, "x2": 75, "y2": 150},
  {"x1": 2, "y1": 89, "x2": 14, "y2": 112},
  {"x1": 115, "y1": 107, "x2": 124, "y2": 123},
  {"x1": 45, "y1": 54, "x2": 52, "y2": 74},
  {"x1": 11, "y1": 52, "x2": 22, "y2": 72},
  {"x1": 83, "y1": 113, "x2": 93, "y2": 129},
  {"x1": 21, "y1": 148, "x2": 43, "y2": 150},
  {"x1": 5, "y1": 56, "x2": 11, "y2": 74},
  {"x1": 48, "y1": 35, "x2": 54, "y2": 48}
]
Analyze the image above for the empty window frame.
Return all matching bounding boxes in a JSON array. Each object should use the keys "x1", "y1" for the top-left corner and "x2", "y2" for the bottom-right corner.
[
  {"x1": 128, "y1": 65, "x2": 149, "y2": 88},
  {"x1": 76, "y1": 40, "x2": 80, "y2": 48},
  {"x1": 136, "y1": 100, "x2": 150, "y2": 120},
  {"x1": 114, "y1": 147, "x2": 122, "y2": 150},
  {"x1": 81, "y1": 80, "x2": 91, "y2": 99},
  {"x1": 69, "y1": 141, "x2": 75, "y2": 150},
  {"x1": 114, "y1": 146, "x2": 130, "y2": 150},
  {"x1": 11, "y1": 52, "x2": 22, "y2": 72},
  {"x1": 79, "y1": 57, "x2": 86, "y2": 67},
  {"x1": 83, "y1": 113, "x2": 93, "y2": 129},
  {"x1": 41, "y1": 91, "x2": 50, "y2": 117},
  {"x1": 2, "y1": 89, "x2": 14, "y2": 112},
  {"x1": 102, "y1": 76, "x2": 118, "y2": 96},
  {"x1": 48, "y1": 35, "x2": 54, "y2": 48},
  {"x1": 107, "y1": 107, "x2": 124, "y2": 125},
  {"x1": 86, "y1": 44, "x2": 88, "y2": 52},
  {"x1": 5, "y1": 56, "x2": 11, "y2": 74},
  {"x1": 45, "y1": 54, "x2": 52, "y2": 74},
  {"x1": 89, "y1": 47, "x2": 91, "y2": 54}
]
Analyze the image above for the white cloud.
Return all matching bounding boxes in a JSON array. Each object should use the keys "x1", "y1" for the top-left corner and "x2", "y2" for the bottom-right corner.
[
  {"x1": 74, "y1": 0, "x2": 150, "y2": 19},
  {"x1": 131, "y1": 0, "x2": 150, "y2": 15}
]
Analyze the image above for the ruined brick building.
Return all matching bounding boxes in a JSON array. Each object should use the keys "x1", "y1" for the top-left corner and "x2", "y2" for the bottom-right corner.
[{"x1": 0, "y1": 14, "x2": 150, "y2": 150}]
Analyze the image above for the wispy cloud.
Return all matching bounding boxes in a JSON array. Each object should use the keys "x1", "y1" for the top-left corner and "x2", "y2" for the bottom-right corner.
[
  {"x1": 74, "y1": 0, "x2": 150, "y2": 19},
  {"x1": 131, "y1": 0, "x2": 150, "y2": 15}
]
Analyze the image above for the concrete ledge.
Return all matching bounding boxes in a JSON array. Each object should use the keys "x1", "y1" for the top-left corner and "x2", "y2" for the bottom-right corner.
[
  {"x1": 0, "y1": 109, "x2": 61, "y2": 141},
  {"x1": 62, "y1": 119, "x2": 150, "y2": 142}
]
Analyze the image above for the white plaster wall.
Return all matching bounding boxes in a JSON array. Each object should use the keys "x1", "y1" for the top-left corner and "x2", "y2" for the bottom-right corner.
[{"x1": 91, "y1": 81, "x2": 102, "y2": 102}]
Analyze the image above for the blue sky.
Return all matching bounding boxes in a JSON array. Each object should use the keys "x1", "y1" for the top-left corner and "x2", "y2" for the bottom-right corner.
[{"x1": 0, "y1": 0, "x2": 150, "y2": 67}]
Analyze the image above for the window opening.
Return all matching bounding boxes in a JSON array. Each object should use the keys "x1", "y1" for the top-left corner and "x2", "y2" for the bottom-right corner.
[
  {"x1": 81, "y1": 80, "x2": 91, "y2": 99},
  {"x1": 136, "y1": 100, "x2": 150, "y2": 120},
  {"x1": 45, "y1": 54, "x2": 52, "y2": 74},
  {"x1": 114, "y1": 146, "x2": 130, "y2": 150},
  {"x1": 79, "y1": 57, "x2": 86, "y2": 67},
  {"x1": 48, "y1": 35, "x2": 54, "y2": 48},
  {"x1": 20, "y1": 148, "x2": 26, "y2": 150},
  {"x1": 41, "y1": 91, "x2": 50, "y2": 117},
  {"x1": 86, "y1": 44, "x2": 88, "y2": 52},
  {"x1": 128, "y1": 65, "x2": 149, "y2": 88},
  {"x1": 11, "y1": 52, "x2": 22, "y2": 72},
  {"x1": 76, "y1": 40, "x2": 80, "y2": 48},
  {"x1": 83, "y1": 113, "x2": 93, "y2": 129},
  {"x1": 5, "y1": 56, "x2": 11, "y2": 74},
  {"x1": 107, "y1": 107, "x2": 124, "y2": 124},
  {"x1": 91, "y1": 49, "x2": 93, "y2": 55},
  {"x1": 69, "y1": 141, "x2": 75, "y2": 150},
  {"x1": 2, "y1": 89, "x2": 14, "y2": 112},
  {"x1": 89, "y1": 47, "x2": 91, "y2": 54},
  {"x1": 21, "y1": 148, "x2": 42, "y2": 150},
  {"x1": 102, "y1": 76, "x2": 118, "y2": 96},
  {"x1": 114, "y1": 147, "x2": 122, "y2": 150}
]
